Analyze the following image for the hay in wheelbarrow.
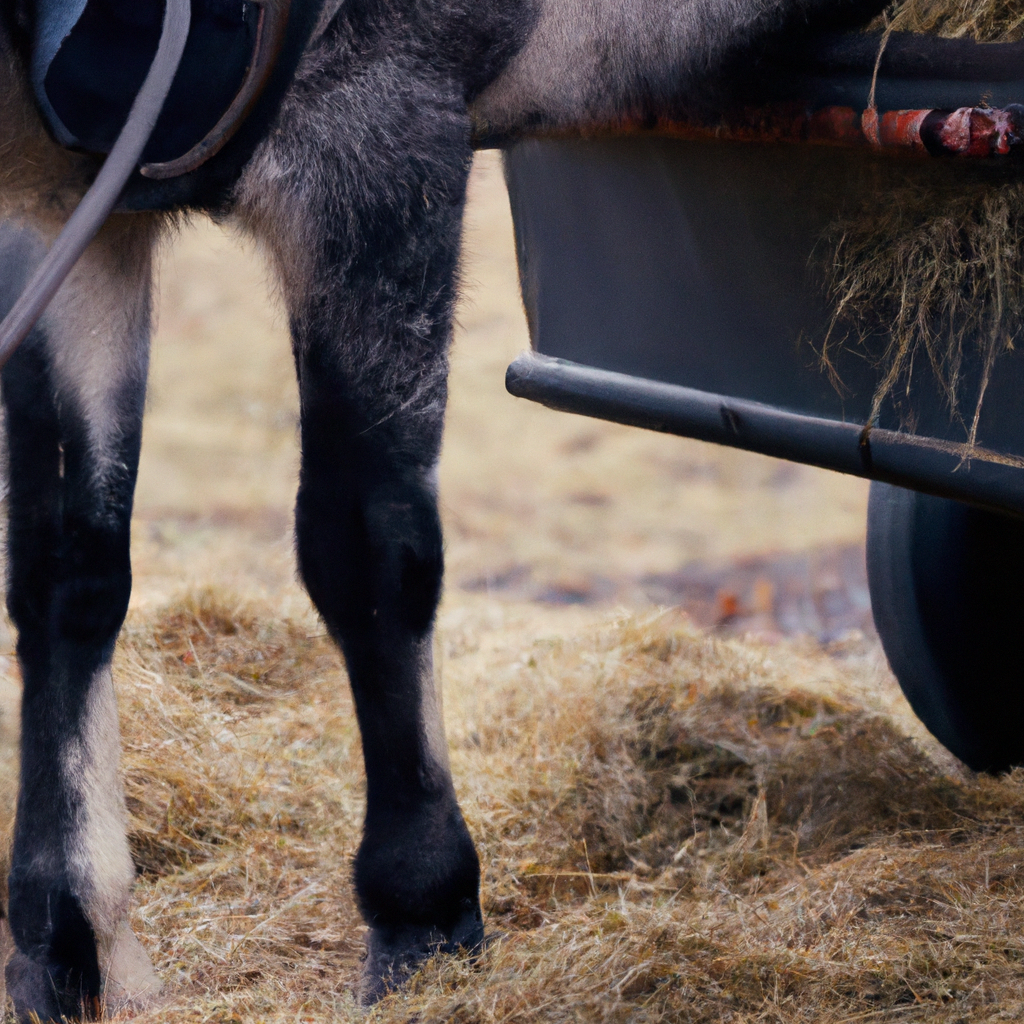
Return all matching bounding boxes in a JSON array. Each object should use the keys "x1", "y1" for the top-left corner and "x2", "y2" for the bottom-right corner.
[
  {"x1": 820, "y1": 177, "x2": 1024, "y2": 442},
  {"x1": 871, "y1": 0, "x2": 1024, "y2": 41},
  {"x1": 815, "y1": 1, "x2": 1024, "y2": 437}
]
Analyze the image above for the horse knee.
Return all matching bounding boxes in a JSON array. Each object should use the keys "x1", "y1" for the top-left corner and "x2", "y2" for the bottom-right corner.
[
  {"x1": 7, "y1": 521, "x2": 132, "y2": 658},
  {"x1": 366, "y1": 483, "x2": 444, "y2": 634},
  {"x1": 50, "y1": 568, "x2": 133, "y2": 649},
  {"x1": 296, "y1": 469, "x2": 443, "y2": 641}
]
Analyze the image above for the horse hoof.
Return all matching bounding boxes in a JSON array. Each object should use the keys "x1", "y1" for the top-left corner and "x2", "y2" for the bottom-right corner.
[
  {"x1": 357, "y1": 904, "x2": 484, "y2": 1006},
  {"x1": 4, "y1": 949, "x2": 67, "y2": 1023},
  {"x1": 1, "y1": 917, "x2": 163, "y2": 1023}
]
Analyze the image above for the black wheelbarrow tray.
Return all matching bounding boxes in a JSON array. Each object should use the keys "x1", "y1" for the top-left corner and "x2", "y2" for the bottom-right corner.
[{"x1": 494, "y1": 31, "x2": 1024, "y2": 773}]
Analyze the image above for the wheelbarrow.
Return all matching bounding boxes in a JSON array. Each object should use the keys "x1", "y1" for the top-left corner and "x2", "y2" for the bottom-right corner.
[{"x1": 494, "y1": 31, "x2": 1024, "y2": 773}]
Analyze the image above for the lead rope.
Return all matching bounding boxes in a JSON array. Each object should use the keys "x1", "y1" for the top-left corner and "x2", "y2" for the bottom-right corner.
[{"x1": 0, "y1": 0, "x2": 191, "y2": 370}]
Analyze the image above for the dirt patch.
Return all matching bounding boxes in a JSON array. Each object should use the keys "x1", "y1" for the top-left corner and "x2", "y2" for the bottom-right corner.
[
  {"x1": 642, "y1": 542, "x2": 872, "y2": 640},
  {"x1": 462, "y1": 541, "x2": 873, "y2": 642}
]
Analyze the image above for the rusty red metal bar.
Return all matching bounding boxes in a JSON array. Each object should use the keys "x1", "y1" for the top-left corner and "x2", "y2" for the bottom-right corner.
[
  {"x1": 863, "y1": 104, "x2": 1024, "y2": 155},
  {"x1": 544, "y1": 103, "x2": 1024, "y2": 158}
]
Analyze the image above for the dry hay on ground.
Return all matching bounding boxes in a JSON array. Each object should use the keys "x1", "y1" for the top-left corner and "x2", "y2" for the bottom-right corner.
[{"x1": 3, "y1": 589, "x2": 1023, "y2": 1021}]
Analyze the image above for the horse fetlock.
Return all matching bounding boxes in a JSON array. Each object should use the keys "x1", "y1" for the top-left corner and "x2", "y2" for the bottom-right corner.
[
  {"x1": 6, "y1": 878, "x2": 101, "y2": 1021},
  {"x1": 5, "y1": 948, "x2": 84, "y2": 1023},
  {"x1": 4, "y1": 928, "x2": 161, "y2": 1024},
  {"x1": 7, "y1": 663, "x2": 153, "y2": 1022},
  {"x1": 355, "y1": 794, "x2": 482, "y2": 999},
  {"x1": 4, "y1": 881, "x2": 160, "y2": 1023},
  {"x1": 357, "y1": 793, "x2": 480, "y2": 920}
]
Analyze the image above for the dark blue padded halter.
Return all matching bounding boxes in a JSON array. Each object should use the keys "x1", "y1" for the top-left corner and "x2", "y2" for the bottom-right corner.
[
  {"x1": 30, "y1": 0, "x2": 88, "y2": 146},
  {"x1": 0, "y1": 0, "x2": 191, "y2": 368},
  {"x1": 34, "y1": 0, "x2": 262, "y2": 165}
]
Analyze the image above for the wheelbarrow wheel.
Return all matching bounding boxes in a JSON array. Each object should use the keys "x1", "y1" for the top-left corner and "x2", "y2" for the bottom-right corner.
[{"x1": 866, "y1": 481, "x2": 1024, "y2": 772}]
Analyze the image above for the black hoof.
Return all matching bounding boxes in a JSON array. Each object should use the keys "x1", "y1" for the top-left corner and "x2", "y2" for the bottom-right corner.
[
  {"x1": 357, "y1": 902, "x2": 484, "y2": 1006},
  {"x1": 5, "y1": 948, "x2": 97, "y2": 1023}
]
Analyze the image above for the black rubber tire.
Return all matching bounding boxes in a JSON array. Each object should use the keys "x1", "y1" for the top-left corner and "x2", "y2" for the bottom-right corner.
[{"x1": 866, "y1": 481, "x2": 1024, "y2": 772}]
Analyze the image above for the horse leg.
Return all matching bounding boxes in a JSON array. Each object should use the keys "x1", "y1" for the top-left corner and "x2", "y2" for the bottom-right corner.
[
  {"x1": 296, "y1": 356, "x2": 482, "y2": 1004},
  {"x1": 237, "y1": 52, "x2": 481, "y2": 1005},
  {"x1": 0, "y1": 217, "x2": 161, "y2": 1022}
]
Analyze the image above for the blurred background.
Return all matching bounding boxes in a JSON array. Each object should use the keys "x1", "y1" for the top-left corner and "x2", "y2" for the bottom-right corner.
[{"x1": 134, "y1": 150, "x2": 874, "y2": 643}]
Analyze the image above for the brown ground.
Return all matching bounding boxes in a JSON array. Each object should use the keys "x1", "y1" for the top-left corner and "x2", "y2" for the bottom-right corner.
[{"x1": 2, "y1": 152, "x2": 1022, "y2": 1022}]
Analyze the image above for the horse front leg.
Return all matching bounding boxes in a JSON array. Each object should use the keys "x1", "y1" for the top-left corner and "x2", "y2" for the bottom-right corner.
[
  {"x1": 0, "y1": 217, "x2": 162, "y2": 1022},
  {"x1": 238, "y1": 56, "x2": 482, "y2": 1004},
  {"x1": 296, "y1": 358, "x2": 482, "y2": 1003}
]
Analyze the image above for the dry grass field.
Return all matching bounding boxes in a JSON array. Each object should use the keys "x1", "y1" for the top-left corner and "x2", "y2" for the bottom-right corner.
[{"x1": 2, "y1": 151, "x2": 1024, "y2": 1022}]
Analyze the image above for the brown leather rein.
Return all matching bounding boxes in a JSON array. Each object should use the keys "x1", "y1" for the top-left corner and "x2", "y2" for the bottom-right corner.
[{"x1": 0, "y1": 0, "x2": 290, "y2": 372}]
